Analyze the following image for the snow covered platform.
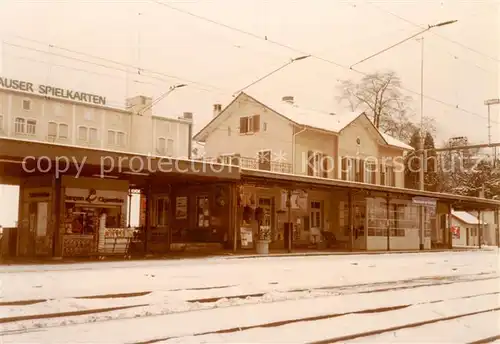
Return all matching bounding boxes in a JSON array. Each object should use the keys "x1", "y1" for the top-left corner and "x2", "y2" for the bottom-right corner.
[{"x1": 1, "y1": 250, "x2": 499, "y2": 343}]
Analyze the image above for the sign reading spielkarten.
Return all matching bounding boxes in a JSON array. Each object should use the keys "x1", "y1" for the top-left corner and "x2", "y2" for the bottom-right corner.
[{"x1": 0, "y1": 76, "x2": 106, "y2": 106}]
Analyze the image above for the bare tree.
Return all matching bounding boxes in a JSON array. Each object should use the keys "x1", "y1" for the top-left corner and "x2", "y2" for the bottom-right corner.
[{"x1": 337, "y1": 71, "x2": 435, "y2": 142}]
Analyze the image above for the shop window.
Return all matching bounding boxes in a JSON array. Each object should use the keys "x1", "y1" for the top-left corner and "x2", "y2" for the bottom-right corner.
[
  {"x1": 36, "y1": 202, "x2": 49, "y2": 237},
  {"x1": 155, "y1": 196, "x2": 169, "y2": 227},
  {"x1": 196, "y1": 196, "x2": 210, "y2": 228}
]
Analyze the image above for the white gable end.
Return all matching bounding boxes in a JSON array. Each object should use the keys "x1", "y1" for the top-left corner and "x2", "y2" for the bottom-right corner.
[{"x1": 202, "y1": 93, "x2": 294, "y2": 161}]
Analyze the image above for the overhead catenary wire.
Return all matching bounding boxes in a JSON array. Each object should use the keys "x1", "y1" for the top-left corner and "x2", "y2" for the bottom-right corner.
[
  {"x1": 2, "y1": 41, "x2": 233, "y2": 96},
  {"x1": 4, "y1": 38, "x2": 498, "y2": 128},
  {"x1": 4, "y1": 38, "x2": 224, "y2": 93},
  {"x1": 150, "y1": 0, "x2": 497, "y2": 125},
  {"x1": 364, "y1": 0, "x2": 500, "y2": 63}
]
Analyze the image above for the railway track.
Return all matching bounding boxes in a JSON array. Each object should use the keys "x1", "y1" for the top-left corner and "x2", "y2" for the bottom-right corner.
[
  {"x1": 134, "y1": 292, "x2": 500, "y2": 344},
  {"x1": 307, "y1": 308, "x2": 500, "y2": 344},
  {"x1": 1, "y1": 273, "x2": 498, "y2": 337}
]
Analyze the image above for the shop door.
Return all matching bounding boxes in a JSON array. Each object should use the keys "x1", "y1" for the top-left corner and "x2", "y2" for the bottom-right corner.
[
  {"x1": 18, "y1": 201, "x2": 50, "y2": 257},
  {"x1": 353, "y1": 203, "x2": 366, "y2": 249},
  {"x1": 310, "y1": 201, "x2": 322, "y2": 243},
  {"x1": 18, "y1": 202, "x2": 35, "y2": 257},
  {"x1": 258, "y1": 197, "x2": 273, "y2": 238}
]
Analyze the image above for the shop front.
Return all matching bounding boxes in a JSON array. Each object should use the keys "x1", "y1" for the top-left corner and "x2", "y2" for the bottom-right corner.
[
  {"x1": 362, "y1": 197, "x2": 435, "y2": 251},
  {"x1": 237, "y1": 185, "x2": 334, "y2": 251},
  {"x1": 17, "y1": 177, "x2": 55, "y2": 257},
  {"x1": 141, "y1": 182, "x2": 236, "y2": 253},
  {"x1": 59, "y1": 177, "x2": 135, "y2": 257}
]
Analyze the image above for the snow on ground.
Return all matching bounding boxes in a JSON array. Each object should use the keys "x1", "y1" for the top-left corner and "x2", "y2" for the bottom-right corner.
[
  {"x1": 2, "y1": 250, "x2": 498, "y2": 302},
  {"x1": 1, "y1": 250, "x2": 499, "y2": 343}
]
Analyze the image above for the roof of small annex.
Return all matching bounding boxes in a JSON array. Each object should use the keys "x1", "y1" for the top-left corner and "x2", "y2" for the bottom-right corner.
[{"x1": 452, "y1": 210, "x2": 487, "y2": 225}]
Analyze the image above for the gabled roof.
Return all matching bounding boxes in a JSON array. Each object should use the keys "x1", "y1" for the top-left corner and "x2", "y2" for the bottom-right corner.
[
  {"x1": 194, "y1": 92, "x2": 413, "y2": 151},
  {"x1": 452, "y1": 210, "x2": 486, "y2": 225}
]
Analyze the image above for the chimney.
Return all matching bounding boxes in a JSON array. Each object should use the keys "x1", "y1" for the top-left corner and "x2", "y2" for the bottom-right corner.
[
  {"x1": 282, "y1": 96, "x2": 294, "y2": 104},
  {"x1": 179, "y1": 112, "x2": 193, "y2": 122},
  {"x1": 126, "y1": 95, "x2": 153, "y2": 116},
  {"x1": 213, "y1": 104, "x2": 222, "y2": 118}
]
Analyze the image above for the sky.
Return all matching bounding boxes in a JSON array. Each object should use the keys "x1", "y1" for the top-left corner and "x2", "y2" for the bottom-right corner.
[{"x1": 0, "y1": 0, "x2": 499, "y2": 225}]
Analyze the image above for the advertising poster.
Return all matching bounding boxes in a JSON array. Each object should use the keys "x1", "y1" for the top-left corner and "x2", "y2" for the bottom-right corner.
[{"x1": 175, "y1": 196, "x2": 188, "y2": 219}]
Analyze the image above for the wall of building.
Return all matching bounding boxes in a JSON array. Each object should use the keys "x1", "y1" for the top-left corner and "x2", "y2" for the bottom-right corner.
[
  {"x1": 469, "y1": 210, "x2": 496, "y2": 245},
  {"x1": 203, "y1": 93, "x2": 294, "y2": 162},
  {"x1": 451, "y1": 218, "x2": 482, "y2": 246},
  {"x1": 0, "y1": 89, "x2": 191, "y2": 158},
  {"x1": 338, "y1": 116, "x2": 380, "y2": 159},
  {"x1": 294, "y1": 130, "x2": 337, "y2": 177},
  {"x1": 336, "y1": 116, "x2": 406, "y2": 187},
  {"x1": 378, "y1": 145, "x2": 405, "y2": 188}
]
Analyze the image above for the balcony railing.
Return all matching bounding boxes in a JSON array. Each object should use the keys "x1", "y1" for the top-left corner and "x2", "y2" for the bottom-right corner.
[
  {"x1": 239, "y1": 157, "x2": 293, "y2": 173},
  {"x1": 201, "y1": 156, "x2": 292, "y2": 174}
]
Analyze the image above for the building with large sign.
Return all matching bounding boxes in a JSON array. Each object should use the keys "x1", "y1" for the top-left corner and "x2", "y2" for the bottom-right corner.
[{"x1": 0, "y1": 77, "x2": 193, "y2": 158}]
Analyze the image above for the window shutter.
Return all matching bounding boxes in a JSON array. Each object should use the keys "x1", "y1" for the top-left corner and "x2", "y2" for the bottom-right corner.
[
  {"x1": 253, "y1": 115, "x2": 260, "y2": 132},
  {"x1": 239, "y1": 117, "x2": 247, "y2": 134},
  {"x1": 322, "y1": 154, "x2": 328, "y2": 178},
  {"x1": 371, "y1": 168, "x2": 376, "y2": 184},
  {"x1": 307, "y1": 151, "x2": 313, "y2": 176},
  {"x1": 391, "y1": 168, "x2": 396, "y2": 187},
  {"x1": 341, "y1": 157, "x2": 347, "y2": 180},
  {"x1": 380, "y1": 164, "x2": 385, "y2": 185},
  {"x1": 48, "y1": 122, "x2": 57, "y2": 137}
]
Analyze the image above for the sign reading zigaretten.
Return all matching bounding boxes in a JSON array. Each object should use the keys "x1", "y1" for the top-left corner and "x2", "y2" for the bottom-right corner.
[{"x1": 0, "y1": 76, "x2": 106, "y2": 106}]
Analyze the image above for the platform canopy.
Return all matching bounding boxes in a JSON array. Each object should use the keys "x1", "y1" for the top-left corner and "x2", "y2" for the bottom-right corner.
[
  {"x1": 0, "y1": 137, "x2": 240, "y2": 188},
  {"x1": 241, "y1": 169, "x2": 500, "y2": 211}
]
